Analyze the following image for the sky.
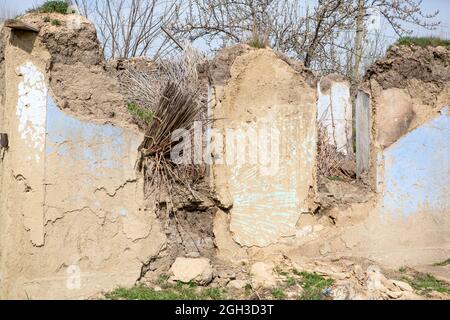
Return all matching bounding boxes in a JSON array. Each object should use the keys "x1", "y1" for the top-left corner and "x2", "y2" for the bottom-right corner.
[{"x1": 2, "y1": 0, "x2": 450, "y2": 41}]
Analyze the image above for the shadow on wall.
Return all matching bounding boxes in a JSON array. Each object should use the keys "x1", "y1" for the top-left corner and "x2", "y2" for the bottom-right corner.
[{"x1": 10, "y1": 30, "x2": 38, "y2": 54}]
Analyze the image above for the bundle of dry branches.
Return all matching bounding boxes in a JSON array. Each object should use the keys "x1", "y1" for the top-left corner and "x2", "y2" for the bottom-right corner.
[
  {"x1": 122, "y1": 42, "x2": 208, "y2": 204},
  {"x1": 316, "y1": 116, "x2": 355, "y2": 180}
]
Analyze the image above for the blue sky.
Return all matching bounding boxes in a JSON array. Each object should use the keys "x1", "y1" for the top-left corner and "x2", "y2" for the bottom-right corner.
[{"x1": 3, "y1": 0, "x2": 450, "y2": 40}]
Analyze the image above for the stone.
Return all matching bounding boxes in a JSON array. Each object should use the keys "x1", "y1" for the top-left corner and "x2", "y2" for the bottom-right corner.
[
  {"x1": 353, "y1": 264, "x2": 365, "y2": 281},
  {"x1": 390, "y1": 279, "x2": 414, "y2": 292},
  {"x1": 169, "y1": 257, "x2": 214, "y2": 285},
  {"x1": 319, "y1": 243, "x2": 331, "y2": 255},
  {"x1": 366, "y1": 265, "x2": 387, "y2": 291},
  {"x1": 385, "y1": 290, "x2": 403, "y2": 299},
  {"x1": 227, "y1": 279, "x2": 248, "y2": 290},
  {"x1": 217, "y1": 269, "x2": 236, "y2": 280},
  {"x1": 250, "y1": 262, "x2": 277, "y2": 288}
]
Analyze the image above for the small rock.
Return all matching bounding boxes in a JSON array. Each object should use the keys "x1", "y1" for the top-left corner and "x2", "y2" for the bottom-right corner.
[
  {"x1": 319, "y1": 243, "x2": 331, "y2": 255},
  {"x1": 217, "y1": 269, "x2": 236, "y2": 280},
  {"x1": 390, "y1": 279, "x2": 413, "y2": 292},
  {"x1": 227, "y1": 279, "x2": 248, "y2": 290},
  {"x1": 332, "y1": 284, "x2": 354, "y2": 300},
  {"x1": 153, "y1": 286, "x2": 162, "y2": 292},
  {"x1": 385, "y1": 290, "x2": 403, "y2": 299},
  {"x1": 169, "y1": 257, "x2": 213, "y2": 285},
  {"x1": 353, "y1": 264, "x2": 365, "y2": 281},
  {"x1": 366, "y1": 265, "x2": 387, "y2": 291},
  {"x1": 250, "y1": 262, "x2": 277, "y2": 288}
]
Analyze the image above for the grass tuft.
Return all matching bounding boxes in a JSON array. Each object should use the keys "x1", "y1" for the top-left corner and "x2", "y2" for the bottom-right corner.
[
  {"x1": 271, "y1": 287, "x2": 286, "y2": 299},
  {"x1": 51, "y1": 19, "x2": 61, "y2": 26},
  {"x1": 105, "y1": 283, "x2": 227, "y2": 300},
  {"x1": 247, "y1": 36, "x2": 267, "y2": 49},
  {"x1": 396, "y1": 37, "x2": 450, "y2": 48},
  {"x1": 298, "y1": 271, "x2": 334, "y2": 300},
  {"x1": 28, "y1": 1, "x2": 70, "y2": 14},
  {"x1": 127, "y1": 102, "x2": 153, "y2": 126},
  {"x1": 404, "y1": 273, "x2": 450, "y2": 295}
]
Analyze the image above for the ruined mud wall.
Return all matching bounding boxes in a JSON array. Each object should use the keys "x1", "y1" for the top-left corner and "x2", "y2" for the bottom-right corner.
[
  {"x1": 0, "y1": 14, "x2": 166, "y2": 299},
  {"x1": 209, "y1": 45, "x2": 317, "y2": 249},
  {"x1": 352, "y1": 44, "x2": 450, "y2": 265}
]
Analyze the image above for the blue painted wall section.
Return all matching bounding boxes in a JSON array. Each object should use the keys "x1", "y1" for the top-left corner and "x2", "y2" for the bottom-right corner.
[
  {"x1": 45, "y1": 96, "x2": 138, "y2": 173},
  {"x1": 380, "y1": 107, "x2": 450, "y2": 217}
]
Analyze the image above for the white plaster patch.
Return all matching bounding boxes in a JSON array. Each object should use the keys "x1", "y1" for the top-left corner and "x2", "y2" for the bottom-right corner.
[
  {"x1": 318, "y1": 80, "x2": 352, "y2": 155},
  {"x1": 16, "y1": 61, "x2": 48, "y2": 162}
]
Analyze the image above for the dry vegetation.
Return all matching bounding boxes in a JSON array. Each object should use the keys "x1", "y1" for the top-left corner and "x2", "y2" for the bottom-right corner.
[{"x1": 122, "y1": 43, "x2": 208, "y2": 204}]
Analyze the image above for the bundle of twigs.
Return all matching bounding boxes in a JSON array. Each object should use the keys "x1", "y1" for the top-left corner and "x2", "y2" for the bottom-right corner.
[
  {"x1": 137, "y1": 81, "x2": 205, "y2": 198},
  {"x1": 316, "y1": 112, "x2": 354, "y2": 179},
  {"x1": 123, "y1": 42, "x2": 208, "y2": 203},
  {"x1": 317, "y1": 123, "x2": 343, "y2": 178}
]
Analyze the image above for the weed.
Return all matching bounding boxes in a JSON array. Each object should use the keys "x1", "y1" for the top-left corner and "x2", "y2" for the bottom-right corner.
[
  {"x1": 404, "y1": 273, "x2": 450, "y2": 295},
  {"x1": 244, "y1": 283, "x2": 253, "y2": 296},
  {"x1": 298, "y1": 271, "x2": 334, "y2": 300},
  {"x1": 399, "y1": 266, "x2": 406, "y2": 273},
  {"x1": 51, "y1": 19, "x2": 61, "y2": 26},
  {"x1": 327, "y1": 175, "x2": 343, "y2": 181},
  {"x1": 105, "y1": 283, "x2": 227, "y2": 300},
  {"x1": 127, "y1": 102, "x2": 153, "y2": 126},
  {"x1": 396, "y1": 37, "x2": 450, "y2": 48},
  {"x1": 29, "y1": 1, "x2": 69, "y2": 14},
  {"x1": 271, "y1": 287, "x2": 286, "y2": 299},
  {"x1": 247, "y1": 36, "x2": 267, "y2": 49},
  {"x1": 285, "y1": 276, "x2": 296, "y2": 287}
]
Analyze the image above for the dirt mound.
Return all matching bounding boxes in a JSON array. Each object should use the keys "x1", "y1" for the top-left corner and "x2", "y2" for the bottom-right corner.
[
  {"x1": 365, "y1": 44, "x2": 450, "y2": 91},
  {"x1": 209, "y1": 44, "x2": 255, "y2": 85},
  {"x1": 18, "y1": 13, "x2": 133, "y2": 126}
]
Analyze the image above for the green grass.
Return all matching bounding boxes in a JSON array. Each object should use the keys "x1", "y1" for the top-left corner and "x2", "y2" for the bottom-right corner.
[
  {"x1": 105, "y1": 283, "x2": 227, "y2": 300},
  {"x1": 404, "y1": 273, "x2": 450, "y2": 295},
  {"x1": 433, "y1": 258, "x2": 450, "y2": 267},
  {"x1": 298, "y1": 271, "x2": 334, "y2": 300},
  {"x1": 399, "y1": 266, "x2": 406, "y2": 273},
  {"x1": 327, "y1": 175, "x2": 343, "y2": 181},
  {"x1": 244, "y1": 283, "x2": 253, "y2": 296},
  {"x1": 247, "y1": 36, "x2": 267, "y2": 49},
  {"x1": 271, "y1": 287, "x2": 286, "y2": 299},
  {"x1": 51, "y1": 19, "x2": 61, "y2": 26},
  {"x1": 285, "y1": 276, "x2": 296, "y2": 287},
  {"x1": 127, "y1": 102, "x2": 153, "y2": 126},
  {"x1": 396, "y1": 37, "x2": 450, "y2": 48},
  {"x1": 29, "y1": 1, "x2": 70, "y2": 14}
]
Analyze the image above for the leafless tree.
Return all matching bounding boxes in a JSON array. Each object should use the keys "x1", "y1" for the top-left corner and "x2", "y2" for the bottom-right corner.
[
  {"x1": 73, "y1": 0, "x2": 182, "y2": 59},
  {"x1": 71, "y1": 0, "x2": 439, "y2": 75},
  {"x1": 173, "y1": 0, "x2": 439, "y2": 72}
]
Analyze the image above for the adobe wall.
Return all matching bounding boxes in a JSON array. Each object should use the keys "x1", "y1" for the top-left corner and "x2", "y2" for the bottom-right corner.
[
  {"x1": 351, "y1": 44, "x2": 450, "y2": 265},
  {"x1": 209, "y1": 46, "x2": 317, "y2": 248},
  {"x1": 0, "y1": 14, "x2": 166, "y2": 299}
]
